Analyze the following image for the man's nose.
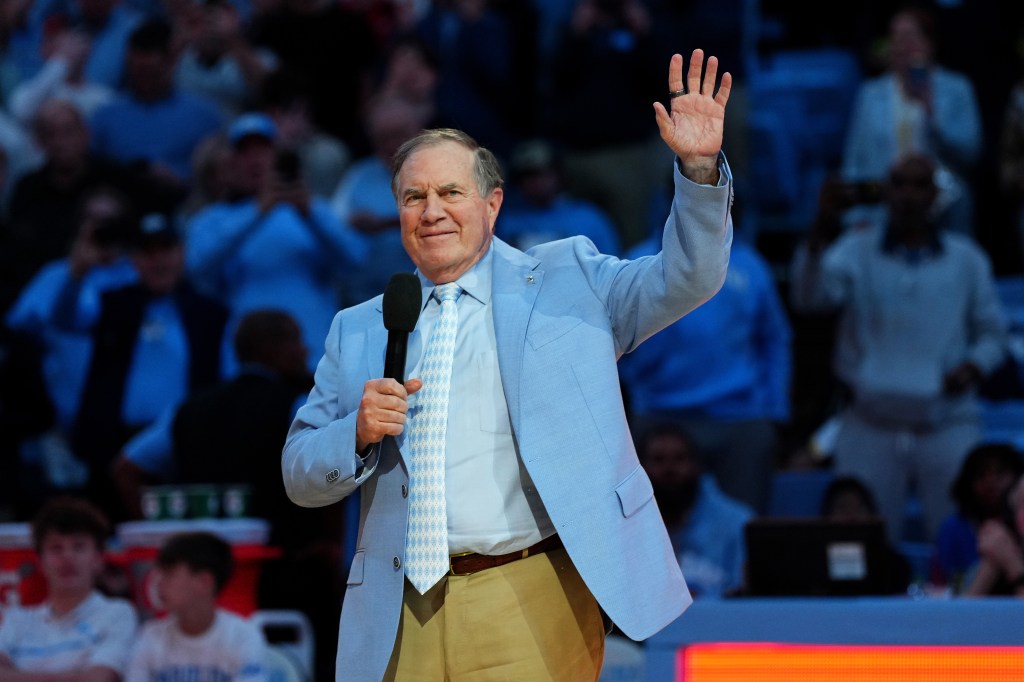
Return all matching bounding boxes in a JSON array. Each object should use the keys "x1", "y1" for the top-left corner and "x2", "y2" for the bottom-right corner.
[{"x1": 421, "y1": 193, "x2": 446, "y2": 222}]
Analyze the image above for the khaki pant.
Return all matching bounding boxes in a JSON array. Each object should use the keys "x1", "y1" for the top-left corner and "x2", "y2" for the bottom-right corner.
[{"x1": 383, "y1": 548, "x2": 606, "y2": 681}]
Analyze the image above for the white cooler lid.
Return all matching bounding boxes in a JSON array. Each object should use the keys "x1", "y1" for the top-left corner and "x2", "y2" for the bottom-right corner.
[
  {"x1": 116, "y1": 518, "x2": 270, "y2": 547},
  {"x1": 0, "y1": 523, "x2": 31, "y2": 549}
]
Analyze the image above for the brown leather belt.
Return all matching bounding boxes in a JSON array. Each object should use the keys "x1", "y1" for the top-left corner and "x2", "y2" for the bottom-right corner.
[{"x1": 448, "y1": 534, "x2": 563, "y2": 576}]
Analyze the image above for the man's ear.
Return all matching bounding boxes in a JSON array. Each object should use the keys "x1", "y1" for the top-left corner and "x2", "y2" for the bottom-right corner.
[{"x1": 487, "y1": 187, "x2": 504, "y2": 231}]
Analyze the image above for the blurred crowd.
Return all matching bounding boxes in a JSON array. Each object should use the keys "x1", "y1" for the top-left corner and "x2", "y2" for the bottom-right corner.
[{"x1": 1, "y1": 0, "x2": 1024, "y2": 678}]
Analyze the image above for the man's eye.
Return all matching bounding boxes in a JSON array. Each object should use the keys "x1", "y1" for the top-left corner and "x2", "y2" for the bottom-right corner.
[
  {"x1": 404, "y1": 195, "x2": 424, "y2": 206},
  {"x1": 444, "y1": 189, "x2": 462, "y2": 198}
]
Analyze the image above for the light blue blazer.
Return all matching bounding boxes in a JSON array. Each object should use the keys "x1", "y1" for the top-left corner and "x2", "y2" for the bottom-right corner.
[{"x1": 282, "y1": 158, "x2": 734, "y2": 680}]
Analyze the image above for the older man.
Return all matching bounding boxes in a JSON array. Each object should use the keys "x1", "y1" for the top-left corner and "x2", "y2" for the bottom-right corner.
[{"x1": 283, "y1": 50, "x2": 733, "y2": 681}]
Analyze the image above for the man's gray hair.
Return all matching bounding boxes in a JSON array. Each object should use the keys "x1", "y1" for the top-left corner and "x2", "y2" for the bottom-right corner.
[{"x1": 391, "y1": 128, "x2": 504, "y2": 199}]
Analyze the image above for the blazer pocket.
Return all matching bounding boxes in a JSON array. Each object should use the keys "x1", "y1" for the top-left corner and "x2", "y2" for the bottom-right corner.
[
  {"x1": 615, "y1": 466, "x2": 655, "y2": 518},
  {"x1": 527, "y1": 306, "x2": 583, "y2": 350},
  {"x1": 347, "y1": 550, "x2": 365, "y2": 586}
]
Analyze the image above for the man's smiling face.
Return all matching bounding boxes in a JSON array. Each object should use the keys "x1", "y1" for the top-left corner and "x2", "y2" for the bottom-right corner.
[{"x1": 397, "y1": 140, "x2": 503, "y2": 284}]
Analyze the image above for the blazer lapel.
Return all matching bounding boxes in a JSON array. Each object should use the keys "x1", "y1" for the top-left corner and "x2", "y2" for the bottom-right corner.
[{"x1": 490, "y1": 239, "x2": 542, "y2": 436}]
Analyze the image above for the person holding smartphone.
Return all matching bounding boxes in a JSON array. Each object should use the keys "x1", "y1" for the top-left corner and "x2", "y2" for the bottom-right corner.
[
  {"x1": 184, "y1": 113, "x2": 368, "y2": 377},
  {"x1": 840, "y1": 4, "x2": 982, "y2": 236}
]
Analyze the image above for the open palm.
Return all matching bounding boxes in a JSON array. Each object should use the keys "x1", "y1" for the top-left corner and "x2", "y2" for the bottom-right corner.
[{"x1": 654, "y1": 50, "x2": 732, "y2": 173}]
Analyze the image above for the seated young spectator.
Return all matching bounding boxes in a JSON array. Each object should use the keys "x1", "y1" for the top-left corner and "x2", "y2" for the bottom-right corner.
[
  {"x1": 638, "y1": 422, "x2": 753, "y2": 598},
  {"x1": 124, "y1": 532, "x2": 269, "y2": 681},
  {"x1": 963, "y1": 472, "x2": 1024, "y2": 597},
  {"x1": 0, "y1": 496, "x2": 138, "y2": 679},
  {"x1": 933, "y1": 443, "x2": 1024, "y2": 591}
]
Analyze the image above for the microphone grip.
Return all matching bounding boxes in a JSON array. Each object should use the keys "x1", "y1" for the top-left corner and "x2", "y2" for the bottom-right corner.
[{"x1": 383, "y1": 331, "x2": 409, "y2": 383}]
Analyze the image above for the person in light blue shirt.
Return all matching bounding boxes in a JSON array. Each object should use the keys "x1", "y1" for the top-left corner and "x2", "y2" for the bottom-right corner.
[
  {"x1": 4, "y1": 187, "x2": 138, "y2": 494},
  {"x1": 639, "y1": 422, "x2": 753, "y2": 598},
  {"x1": 619, "y1": 231, "x2": 792, "y2": 513},
  {"x1": 840, "y1": 6, "x2": 981, "y2": 236},
  {"x1": 89, "y1": 19, "x2": 224, "y2": 184},
  {"x1": 187, "y1": 113, "x2": 368, "y2": 375}
]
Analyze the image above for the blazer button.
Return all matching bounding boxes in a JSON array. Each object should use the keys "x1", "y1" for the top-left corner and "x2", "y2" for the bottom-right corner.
[
  {"x1": 393, "y1": 556, "x2": 401, "y2": 569},
  {"x1": 401, "y1": 484, "x2": 408, "y2": 498}
]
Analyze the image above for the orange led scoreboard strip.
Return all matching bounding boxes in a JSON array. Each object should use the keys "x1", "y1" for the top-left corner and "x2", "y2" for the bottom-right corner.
[{"x1": 677, "y1": 643, "x2": 1024, "y2": 682}]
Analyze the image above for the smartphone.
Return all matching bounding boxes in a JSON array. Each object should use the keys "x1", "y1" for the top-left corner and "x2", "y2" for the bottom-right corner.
[{"x1": 274, "y1": 150, "x2": 302, "y2": 183}]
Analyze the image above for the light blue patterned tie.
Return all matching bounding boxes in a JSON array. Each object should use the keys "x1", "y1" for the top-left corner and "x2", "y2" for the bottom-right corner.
[{"x1": 405, "y1": 282, "x2": 461, "y2": 593}]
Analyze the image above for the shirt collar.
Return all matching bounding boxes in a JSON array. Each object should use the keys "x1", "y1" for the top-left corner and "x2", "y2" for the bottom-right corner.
[
  {"x1": 45, "y1": 591, "x2": 99, "y2": 622},
  {"x1": 881, "y1": 223, "x2": 944, "y2": 261},
  {"x1": 417, "y1": 246, "x2": 493, "y2": 309}
]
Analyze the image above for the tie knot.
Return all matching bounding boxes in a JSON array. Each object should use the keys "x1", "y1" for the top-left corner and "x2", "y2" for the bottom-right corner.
[{"x1": 434, "y1": 283, "x2": 461, "y2": 303}]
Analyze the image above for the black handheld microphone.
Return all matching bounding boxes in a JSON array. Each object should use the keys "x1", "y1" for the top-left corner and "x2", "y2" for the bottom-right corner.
[{"x1": 382, "y1": 272, "x2": 422, "y2": 382}]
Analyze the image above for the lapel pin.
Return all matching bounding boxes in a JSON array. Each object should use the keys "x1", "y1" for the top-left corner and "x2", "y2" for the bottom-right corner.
[{"x1": 526, "y1": 275, "x2": 535, "y2": 284}]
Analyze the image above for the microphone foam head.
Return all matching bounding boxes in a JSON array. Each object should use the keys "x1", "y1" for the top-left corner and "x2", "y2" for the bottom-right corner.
[{"x1": 383, "y1": 272, "x2": 422, "y2": 332}]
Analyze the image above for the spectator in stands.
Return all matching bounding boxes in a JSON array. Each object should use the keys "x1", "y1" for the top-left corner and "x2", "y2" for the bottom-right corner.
[
  {"x1": 840, "y1": 4, "x2": 982, "y2": 236},
  {"x1": 185, "y1": 112, "x2": 367, "y2": 374},
  {"x1": 790, "y1": 153, "x2": 1010, "y2": 543},
  {"x1": 0, "y1": 496, "x2": 138, "y2": 678},
  {"x1": 963, "y1": 471, "x2": 1024, "y2": 596},
  {"x1": 4, "y1": 100, "x2": 134, "y2": 300},
  {"x1": 4, "y1": 186, "x2": 138, "y2": 508},
  {"x1": 328, "y1": 91, "x2": 420, "y2": 305},
  {"x1": 819, "y1": 475, "x2": 912, "y2": 595},
  {"x1": 89, "y1": 18, "x2": 224, "y2": 194},
  {"x1": 4, "y1": 0, "x2": 143, "y2": 91},
  {"x1": 7, "y1": 16, "x2": 114, "y2": 125},
  {"x1": 259, "y1": 69, "x2": 350, "y2": 199},
  {"x1": 933, "y1": 442, "x2": 1024, "y2": 591},
  {"x1": 639, "y1": 422, "x2": 753, "y2": 598},
  {"x1": 545, "y1": 0, "x2": 665, "y2": 249},
  {"x1": 125, "y1": 532, "x2": 268, "y2": 680},
  {"x1": 111, "y1": 309, "x2": 312, "y2": 527},
  {"x1": 172, "y1": 0, "x2": 276, "y2": 121},
  {"x1": 179, "y1": 133, "x2": 233, "y2": 224},
  {"x1": 621, "y1": 217, "x2": 792, "y2": 514},
  {"x1": 57, "y1": 211, "x2": 228, "y2": 521},
  {"x1": 413, "y1": 0, "x2": 519, "y2": 159},
  {"x1": 498, "y1": 137, "x2": 622, "y2": 256}
]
